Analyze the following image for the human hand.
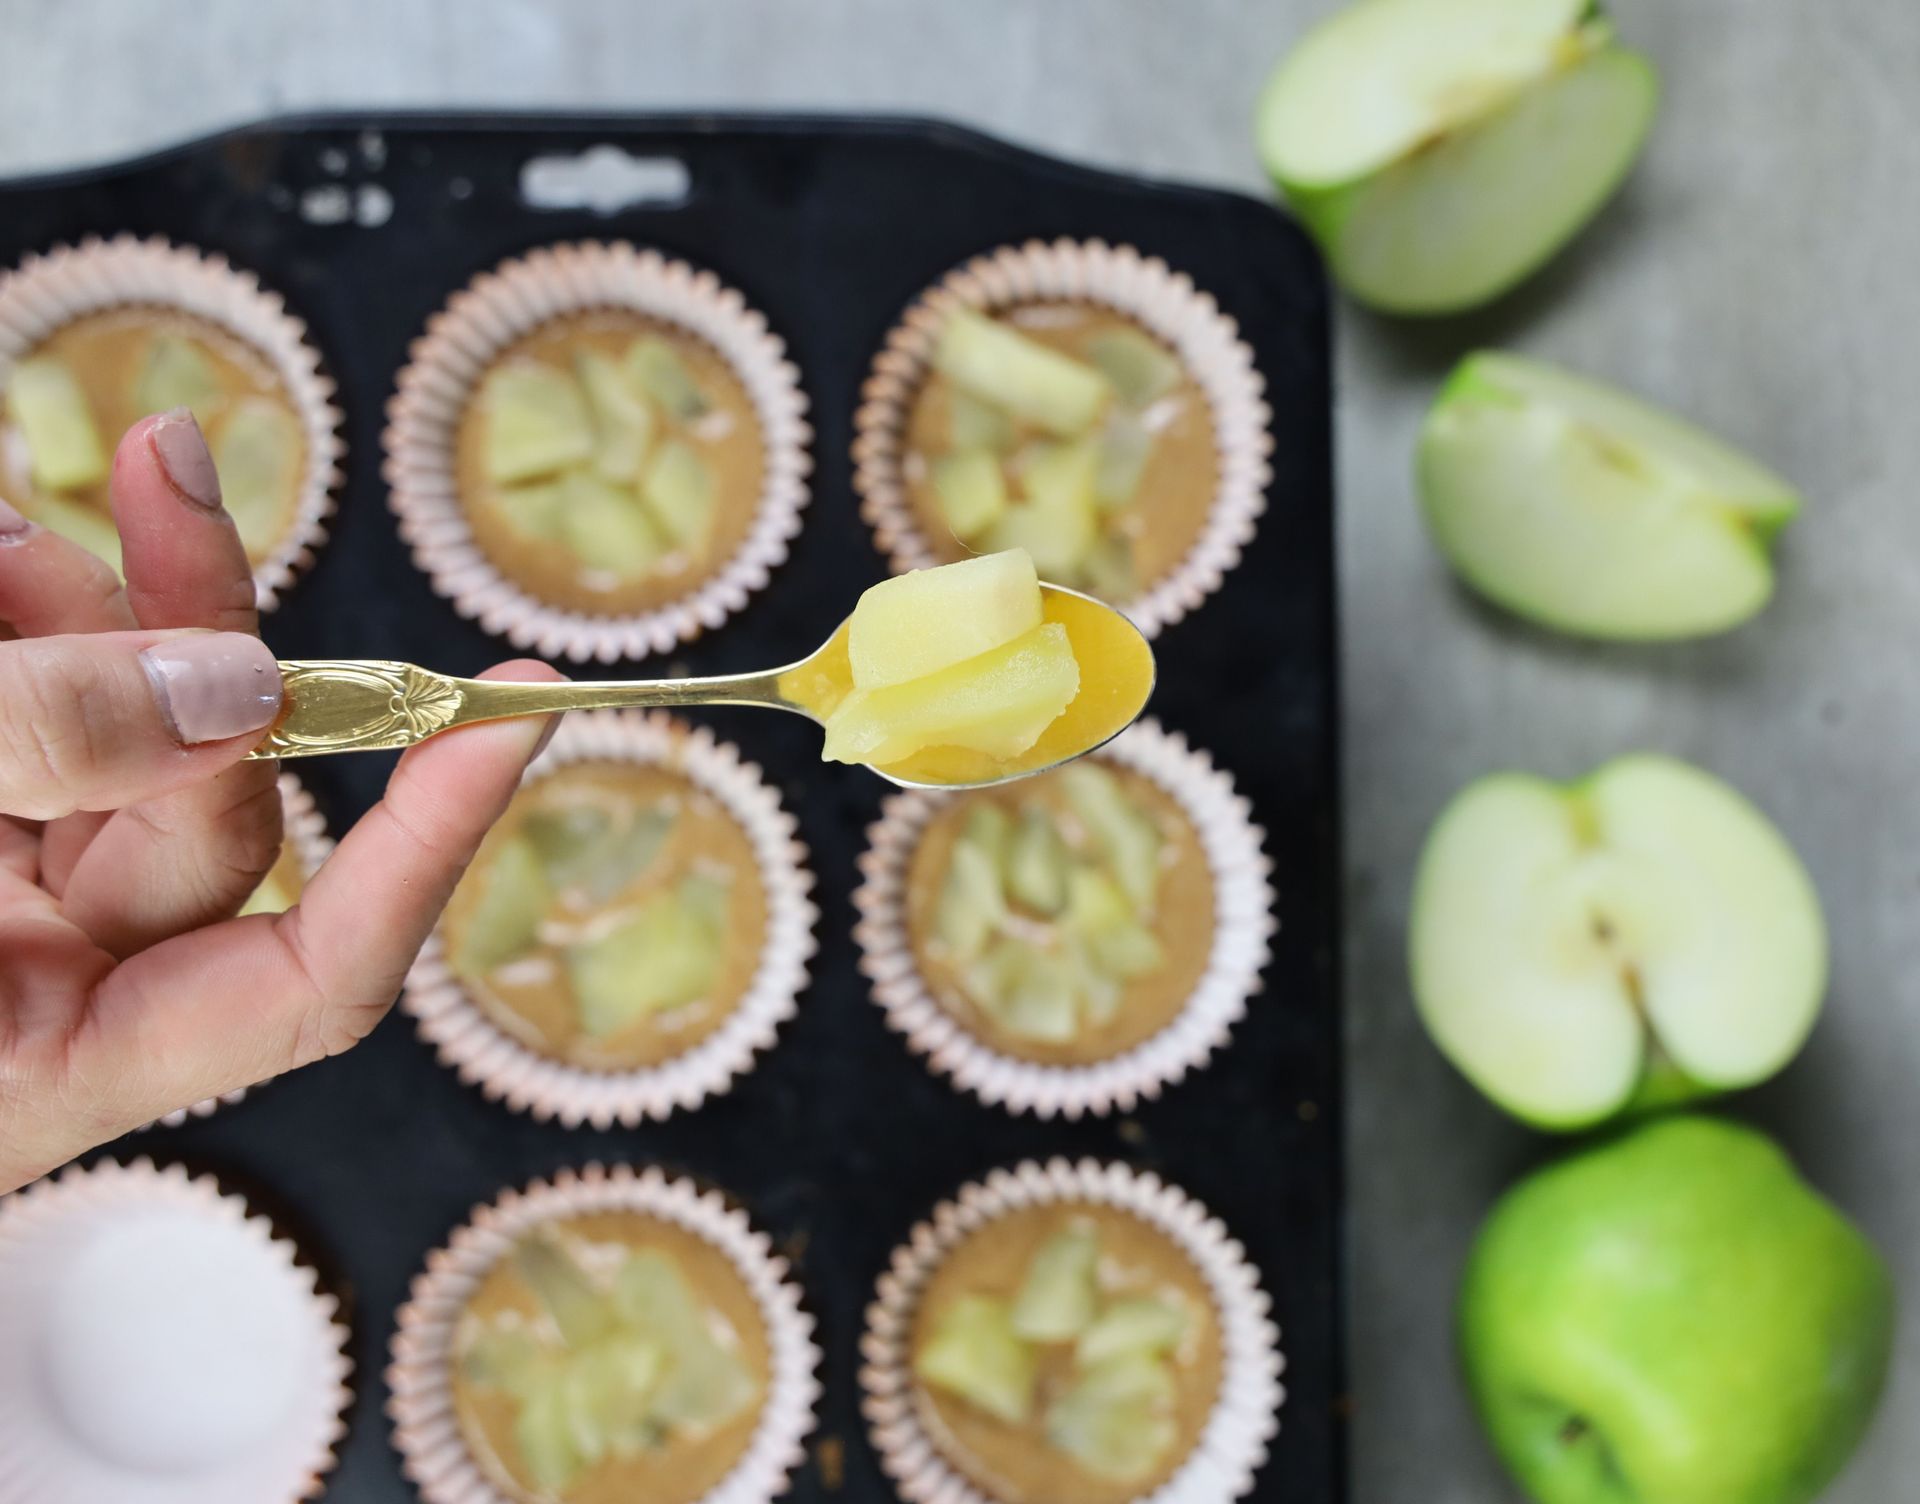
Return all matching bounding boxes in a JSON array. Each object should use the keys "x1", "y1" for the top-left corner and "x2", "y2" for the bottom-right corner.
[{"x1": 0, "y1": 410, "x2": 563, "y2": 1192}]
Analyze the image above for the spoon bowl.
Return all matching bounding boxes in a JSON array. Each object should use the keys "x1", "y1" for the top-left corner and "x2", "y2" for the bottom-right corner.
[{"x1": 248, "y1": 584, "x2": 1156, "y2": 791}]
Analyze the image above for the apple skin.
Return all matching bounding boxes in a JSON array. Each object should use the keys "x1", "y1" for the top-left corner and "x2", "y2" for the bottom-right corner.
[
  {"x1": 1262, "y1": 43, "x2": 1659, "y2": 317},
  {"x1": 1460, "y1": 1116, "x2": 1894, "y2": 1504}
]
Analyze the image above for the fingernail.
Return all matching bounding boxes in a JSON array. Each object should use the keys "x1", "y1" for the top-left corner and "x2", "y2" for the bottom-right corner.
[
  {"x1": 149, "y1": 409, "x2": 223, "y2": 511},
  {"x1": 141, "y1": 633, "x2": 282, "y2": 745},
  {"x1": 533, "y1": 713, "x2": 563, "y2": 761},
  {"x1": 0, "y1": 495, "x2": 33, "y2": 542}
]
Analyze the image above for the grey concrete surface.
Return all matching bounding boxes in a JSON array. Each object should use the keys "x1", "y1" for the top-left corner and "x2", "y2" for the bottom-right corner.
[{"x1": 4, "y1": 2, "x2": 1917, "y2": 1499}]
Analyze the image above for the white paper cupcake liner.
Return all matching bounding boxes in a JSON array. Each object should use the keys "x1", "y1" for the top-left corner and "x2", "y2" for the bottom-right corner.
[
  {"x1": 863, "y1": 1157, "x2": 1284, "y2": 1504},
  {"x1": 854, "y1": 718, "x2": 1275, "y2": 1118},
  {"x1": 385, "y1": 240, "x2": 812, "y2": 663},
  {"x1": 146, "y1": 773, "x2": 337, "y2": 1131},
  {"x1": 388, "y1": 1162, "x2": 820, "y2": 1504},
  {"x1": 404, "y1": 710, "x2": 817, "y2": 1126},
  {"x1": 0, "y1": 235, "x2": 345, "y2": 611},
  {"x1": 852, "y1": 237, "x2": 1273, "y2": 637},
  {"x1": 0, "y1": 1157, "x2": 352, "y2": 1504}
]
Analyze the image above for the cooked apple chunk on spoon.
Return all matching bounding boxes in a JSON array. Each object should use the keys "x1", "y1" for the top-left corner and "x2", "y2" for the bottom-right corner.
[
  {"x1": 1410, "y1": 754, "x2": 1827, "y2": 1131},
  {"x1": 1418, "y1": 352, "x2": 1801, "y2": 640},
  {"x1": 244, "y1": 548, "x2": 1154, "y2": 790}
]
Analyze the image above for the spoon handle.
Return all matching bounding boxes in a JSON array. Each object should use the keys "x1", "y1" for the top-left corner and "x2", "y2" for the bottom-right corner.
[{"x1": 246, "y1": 660, "x2": 790, "y2": 760}]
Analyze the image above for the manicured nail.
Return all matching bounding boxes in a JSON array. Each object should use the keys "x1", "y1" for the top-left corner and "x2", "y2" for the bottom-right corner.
[
  {"x1": 150, "y1": 408, "x2": 223, "y2": 511},
  {"x1": 0, "y1": 495, "x2": 33, "y2": 541},
  {"x1": 141, "y1": 633, "x2": 282, "y2": 745}
]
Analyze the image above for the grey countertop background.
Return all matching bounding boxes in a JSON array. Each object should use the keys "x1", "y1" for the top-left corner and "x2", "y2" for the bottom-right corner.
[{"x1": 4, "y1": 2, "x2": 1915, "y2": 1499}]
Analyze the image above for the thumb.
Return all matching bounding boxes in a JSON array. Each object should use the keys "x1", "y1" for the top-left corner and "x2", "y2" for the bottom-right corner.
[{"x1": 0, "y1": 630, "x2": 282, "y2": 819}]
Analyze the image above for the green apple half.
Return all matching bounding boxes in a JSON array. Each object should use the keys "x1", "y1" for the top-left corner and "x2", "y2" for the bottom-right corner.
[
  {"x1": 1410, "y1": 754, "x2": 1826, "y2": 1131},
  {"x1": 1255, "y1": 0, "x2": 1658, "y2": 315},
  {"x1": 1461, "y1": 1116, "x2": 1894, "y2": 1504},
  {"x1": 1419, "y1": 352, "x2": 1800, "y2": 639}
]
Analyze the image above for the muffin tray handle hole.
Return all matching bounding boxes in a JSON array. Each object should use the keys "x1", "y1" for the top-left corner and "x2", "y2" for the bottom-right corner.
[{"x1": 519, "y1": 146, "x2": 692, "y2": 214}]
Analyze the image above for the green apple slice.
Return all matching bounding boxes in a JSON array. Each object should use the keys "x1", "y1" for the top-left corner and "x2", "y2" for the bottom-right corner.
[
  {"x1": 1255, "y1": 0, "x2": 1657, "y2": 315},
  {"x1": 576, "y1": 349, "x2": 655, "y2": 482},
  {"x1": 931, "y1": 449, "x2": 1009, "y2": 543},
  {"x1": 935, "y1": 836, "x2": 1008, "y2": 962},
  {"x1": 1093, "y1": 412, "x2": 1152, "y2": 513},
  {"x1": 1087, "y1": 327, "x2": 1182, "y2": 408},
  {"x1": 1007, "y1": 807, "x2": 1071, "y2": 916},
  {"x1": 516, "y1": 1233, "x2": 613, "y2": 1348},
  {"x1": 1045, "y1": 1354, "x2": 1179, "y2": 1482},
  {"x1": 132, "y1": 333, "x2": 225, "y2": 425},
  {"x1": 1068, "y1": 867, "x2": 1165, "y2": 980},
  {"x1": 1011, "y1": 1224, "x2": 1100, "y2": 1341},
  {"x1": 612, "y1": 1251, "x2": 757, "y2": 1434},
  {"x1": 916, "y1": 1295, "x2": 1037, "y2": 1424},
  {"x1": 988, "y1": 440, "x2": 1100, "y2": 580},
  {"x1": 562, "y1": 1335, "x2": 666, "y2": 1462},
  {"x1": 1419, "y1": 352, "x2": 1799, "y2": 639},
  {"x1": 455, "y1": 835, "x2": 550, "y2": 977},
  {"x1": 514, "y1": 1371, "x2": 586, "y2": 1491},
  {"x1": 948, "y1": 390, "x2": 1016, "y2": 453},
  {"x1": 1075, "y1": 1296, "x2": 1190, "y2": 1367},
  {"x1": 213, "y1": 398, "x2": 303, "y2": 556},
  {"x1": 965, "y1": 939, "x2": 1082, "y2": 1043},
  {"x1": 489, "y1": 480, "x2": 566, "y2": 544},
  {"x1": 934, "y1": 311, "x2": 1111, "y2": 438},
  {"x1": 558, "y1": 471, "x2": 664, "y2": 579},
  {"x1": 623, "y1": 336, "x2": 708, "y2": 423},
  {"x1": 1410, "y1": 755, "x2": 1827, "y2": 1130},
  {"x1": 565, "y1": 879, "x2": 723, "y2": 1036},
  {"x1": 7, "y1": 355, "x2": 108, "y2": 491},
  {"x1": 482, "y1": 361, "x2": 595, "y2": 484},
  {"x1": 462, "y1": 1323, "x2": 563, "y2": 1401},
  {"x1": 640, "y1": 439, "x2": 715, "y2": 551},
  {"x1": 1061, "y1": 766, "x2": 1162, "y2": 911}
]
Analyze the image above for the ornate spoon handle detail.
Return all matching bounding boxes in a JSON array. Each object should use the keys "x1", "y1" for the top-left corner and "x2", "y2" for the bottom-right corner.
[{"x1": 247, "y1": 660, "x2": 789, "y2": 760}]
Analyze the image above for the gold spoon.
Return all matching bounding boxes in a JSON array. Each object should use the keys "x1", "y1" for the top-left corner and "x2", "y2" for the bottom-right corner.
[{"x1": 245, "y1": 585, "x2": 1156, "y2": 791}]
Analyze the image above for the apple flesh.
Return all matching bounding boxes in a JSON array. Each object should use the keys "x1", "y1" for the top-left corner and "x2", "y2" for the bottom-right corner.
[
  {"x1": 1255, "y1": 0, "x2": 1658, "y2": 315},
  {"x1": 1419, "y1": 352, "x2": 1800, "y2": 639},
  {"x1": 1410, "y1": 754, "x2": 1826, "y2": 1131},
  {"x1": 1460, "y1": 1116, "x2": 1893, "y2": 1504}
]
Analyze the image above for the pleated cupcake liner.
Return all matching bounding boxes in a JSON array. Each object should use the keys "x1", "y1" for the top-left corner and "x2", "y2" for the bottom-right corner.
[
  {"x1": 388, "y1": 1161, "x2": 821, "y2": 1504},
  {"x1": 0, "y1": 1157, "x2": 351, "y2": 1504},
  {"x1": 862, "y1": 1156, "x2": 1284, "y2": 1504},
  {"x1": 385, "y1": 240, "x2": 812, "y2": 663},
  {"x1": 0, "y1": 234, "x2": 345, "y2": 611},
  {"x1": 852, "y1": 236, "x2": 1272, "y2": 637},
  {"x1": 853, "y1": 717, "x2": 1275, "y2": 1118},
  {"x1": 403, "y1": 709, "x2": 817, "y2": 1126}
]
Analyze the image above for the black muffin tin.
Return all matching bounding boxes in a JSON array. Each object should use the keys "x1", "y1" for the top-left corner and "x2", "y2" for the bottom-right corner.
[{"x1": 0, "y1": 113, "x2": 1341, "y2": 1502}]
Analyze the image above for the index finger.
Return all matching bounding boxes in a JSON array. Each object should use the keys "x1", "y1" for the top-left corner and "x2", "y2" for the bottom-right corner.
[{"x1": 111, "y1": 409, "x2": 258, "y2": 635}]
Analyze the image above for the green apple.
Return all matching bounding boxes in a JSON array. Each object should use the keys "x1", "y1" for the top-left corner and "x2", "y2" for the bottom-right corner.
[
  {"x1": 1461, "y1": 1116, "x2": 1894, "y2": 1504},
  {"x1": 1410, "y1": 754, "x2": 1826, "y2": 1131},
  {"x1": 1419, "y1": 352, "x2": 1800, "y2": 639},
  {"x1": 1254, "y1": 0, "x2": 1658, "y2": 315}
]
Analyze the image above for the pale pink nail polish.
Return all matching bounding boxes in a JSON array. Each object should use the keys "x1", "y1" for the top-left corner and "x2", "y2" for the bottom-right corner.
[
  {"x1": 150, "y1": 409, "x2": 224, "y2": 511},
  {"x1": 0, "y1": 495, "x2": 32, "y2": 542},
  {"x1": 140, "y1": 634, "x2": 282, "y2": 744}
]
